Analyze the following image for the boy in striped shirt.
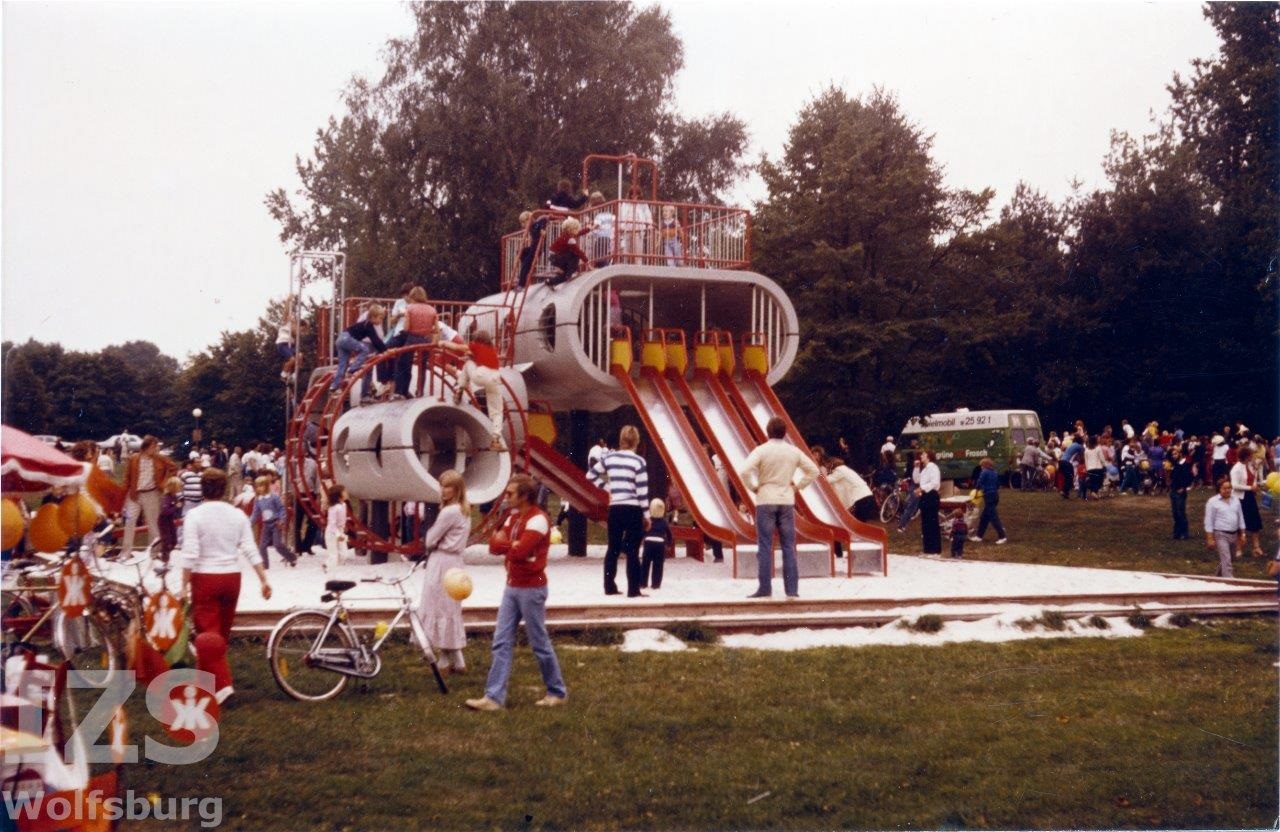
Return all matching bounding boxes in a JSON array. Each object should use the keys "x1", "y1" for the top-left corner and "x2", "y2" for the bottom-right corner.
[{"x1": 588, "y1": 425, "x2": 650, "y2": 597}]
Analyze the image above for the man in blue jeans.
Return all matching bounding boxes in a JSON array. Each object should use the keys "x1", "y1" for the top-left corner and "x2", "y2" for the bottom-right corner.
[
  {"x1": 737, "y1": 417, "x2": 820, "y2": 599},
  {"x1": 466, "y1": 474, "x2": 567, "y2": 711}
]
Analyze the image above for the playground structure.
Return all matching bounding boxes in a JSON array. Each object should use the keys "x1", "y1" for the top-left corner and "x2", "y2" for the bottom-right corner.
[{"x1": 282, "y1": 154, "x2": 887, "y2": 577}]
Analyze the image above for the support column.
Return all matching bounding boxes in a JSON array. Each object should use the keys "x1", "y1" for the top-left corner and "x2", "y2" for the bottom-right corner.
[
  {"x1": 369, "y1": 500, "x2": 390, "y2": 565},
  {"x1": 568, "y1": 409, "x2": 590, "y2": 557}
]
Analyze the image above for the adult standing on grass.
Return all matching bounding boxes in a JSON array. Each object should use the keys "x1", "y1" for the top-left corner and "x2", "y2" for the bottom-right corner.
[
  {"x1": 1204, "y1": 477, "x2": 1245, "y2": 578},
  {"x1": 917, "y1": 450, "x2": 942, "y2": 556},
  {"x1": 1060, "y1": 435, "x2": 1084, "y2": 500},
  {"x1": 120, "y1": 435, "x2": 177, "y2": 557},
  {"x1": 1169, "y1": 444, "x2": 1195, "y2": 540},
  {"x1": 588, "y1": 425, "x2": 649, "y2": 598},
  {"x1": 1230, "y1": 446, "x2": 1265, "y2": 557},
  {"x1": 179, "y1": 468, "x2": 272, "y2": 705},
  {"x1": 466, "y1": 474, "x2": 566, "y2": 711},
  {"x1": 739, "y1": 417, "x2": 820, "y2": 599},
  {"x1": 969, "y1": 457, "x2": 1008, "y2": 545},
  {"x1": 1083, "y1": 435, "x2": 1107, "y2": 499},
  {"x1": 416, "y1": 470, "x2": 470, "y2": 676}
]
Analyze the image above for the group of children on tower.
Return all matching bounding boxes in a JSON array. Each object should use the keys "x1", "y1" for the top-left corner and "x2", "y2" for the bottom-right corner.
[
  {"x1": 518, "y1": 178, "x2": 687, "y2": 287},
  {"x1": 325, "y1": 284, "x2": 506, "y2": 451}
]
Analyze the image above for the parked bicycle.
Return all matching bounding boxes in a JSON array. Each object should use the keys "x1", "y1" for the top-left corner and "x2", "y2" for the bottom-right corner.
[{"x1": 265, "y1": 561, "x2": 448, "y2": 701}]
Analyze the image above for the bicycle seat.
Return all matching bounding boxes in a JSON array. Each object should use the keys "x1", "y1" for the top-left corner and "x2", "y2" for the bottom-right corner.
[{"x1": 324, "y1": 580, "x2": 357, "y2": 593}]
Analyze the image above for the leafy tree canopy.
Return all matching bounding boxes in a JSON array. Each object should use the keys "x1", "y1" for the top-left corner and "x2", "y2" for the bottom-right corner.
[{"x1": 268, "y1": 1, "x2": 748, "y2": 303}]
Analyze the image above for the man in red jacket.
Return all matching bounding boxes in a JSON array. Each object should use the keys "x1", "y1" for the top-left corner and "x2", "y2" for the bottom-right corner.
[{"x1": 466, "y1": 474, "x2": 567, "y2": 711}]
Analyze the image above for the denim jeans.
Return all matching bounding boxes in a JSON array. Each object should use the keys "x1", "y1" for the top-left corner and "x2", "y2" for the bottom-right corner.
[
  {"x1": 484, "y1": 585, "x2": 566, "y2": 705},
  {"x1": 755, "y1": 504, "x2": 798, "y2": 597},
  {"x1": 332, "y1": 331, "x2": 374, "y2": 394},
  {"x1": 394, "y1": 333, "x2": 431, "y2": 396},
  {"x1": 896, "y1": 490, "x2": 921, "y2": 531},
  {"x1": 976, "y1": 492, "x2": 1006, "y2": 539}
]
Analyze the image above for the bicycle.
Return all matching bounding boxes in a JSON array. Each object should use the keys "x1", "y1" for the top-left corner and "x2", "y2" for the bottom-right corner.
[
  {"x1": 1, "y1": 552, "x2": 121, "y2": 686},
  {"x1": 877, "y1": 478, "x2": 912, "y2": 525},
  {"x1": 265, "y1": 560, "x2": 449, "y2": 701}
]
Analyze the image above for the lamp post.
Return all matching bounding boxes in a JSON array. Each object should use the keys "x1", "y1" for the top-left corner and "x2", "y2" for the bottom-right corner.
[{"x1": 192, "y1": 407, "x2": 203, "y2": 449}]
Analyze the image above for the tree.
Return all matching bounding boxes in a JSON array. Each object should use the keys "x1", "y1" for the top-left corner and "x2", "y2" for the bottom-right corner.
[
  {"x1": 1, "y1": 342, "x2": 53, "y2": 433},
  {"x1": 267, "y1": 1, "x2": 747, "y2": 304},
  {"x1": 1166, "y1": 2, "x2": 1279, "y2": 428},
  {"x1": 754, "y1": 87, "x2": 993, "y2": 461}
]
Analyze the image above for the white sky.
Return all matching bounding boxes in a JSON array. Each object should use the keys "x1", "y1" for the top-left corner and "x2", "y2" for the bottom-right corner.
[{"x1": 1, "y1": 1, "x2": 1219, "y2": 361}]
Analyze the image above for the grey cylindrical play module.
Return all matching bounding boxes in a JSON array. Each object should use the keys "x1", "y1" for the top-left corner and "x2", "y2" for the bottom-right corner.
[{"x1": 330, "y1": 398, "x2": 511, "y2": 505}]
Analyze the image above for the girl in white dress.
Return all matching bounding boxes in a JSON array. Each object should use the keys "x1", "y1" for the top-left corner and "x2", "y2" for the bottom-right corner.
[
  {"x1": 416, "y1": 470, "x2": 471, "y2": 673},
  {"x1": 324, "y1": 484, "x2": 349, "y2": 572}
]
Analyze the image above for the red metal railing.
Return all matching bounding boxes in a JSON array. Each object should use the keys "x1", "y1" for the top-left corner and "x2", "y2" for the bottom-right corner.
[{"x1": 500, "y1": 199, "x2": 752, "y2": 291}]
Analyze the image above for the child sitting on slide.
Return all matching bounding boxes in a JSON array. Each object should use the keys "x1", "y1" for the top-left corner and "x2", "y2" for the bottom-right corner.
[{"x1": 442, "y1": 331, "x2": 506, "y2": 451}]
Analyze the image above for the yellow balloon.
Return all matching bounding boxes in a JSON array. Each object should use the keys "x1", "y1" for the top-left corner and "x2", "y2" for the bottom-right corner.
[
  {"x1": 549, "y1": 527, "x2": 564, "y2": 545},
  {"x1": 1266, "y1": 472, "x2": 1280, "y2": 495},
  {"x1": 2, "y1": 499, "x2": 24, "y2": 550},
  {"x1": 1044, "y1": 464, "x2": 1056, "y2": 478},
  {"x1": 443, "y1": 567, "x2": 473, "y2": 602},
  {"x1": 58, "y1": 492, "x2": 100, "y2": 537},
  {"x1": 1139, "y1": 460, "x2": 1150, "y2": 471},
  {"x1": 30, "y1": 503, "x2": 70, "y2": 553}
]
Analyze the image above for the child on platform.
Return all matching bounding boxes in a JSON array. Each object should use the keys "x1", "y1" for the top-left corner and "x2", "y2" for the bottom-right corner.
[
  {"x1": 640, "y1": 498, "x2": 673, "y2": 590},
  {"x1": 250, "y1": 475, "x2": 297, "y2": 568},
  {"x1": 948, "y1": 507, "x2": 967, "y2": 559},
  {"x1": 660, "y1": 205, "x2": 684, "y2": 266},
  {"x1": 325, "y1": 484, "x2": 349, "y2": 573}
]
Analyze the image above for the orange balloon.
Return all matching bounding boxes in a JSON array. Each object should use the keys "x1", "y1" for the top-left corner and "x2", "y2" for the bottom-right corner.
[
  {"x1": 59, "y1": 492, "x2": 100, "y2": 537},
  {"x1": 87, "y1": 466, "x2": 125, "y2": 516},
  {"x1": 30, "y1": 503, "x2": 70, "y2": 553},
  {"x1": 2, "y1": 499, "x2": 24, "y2": 550}
]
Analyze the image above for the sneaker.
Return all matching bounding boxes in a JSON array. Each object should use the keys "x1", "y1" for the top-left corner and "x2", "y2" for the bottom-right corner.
[
  {"x1": 996, "y1": 538, "x2": 1008, "y2": 545},
  {"x1": 746, "y1": 590, "x2": 771, "y2": 599},
  {"x1": 534, "y1": 694, "x2": 567, "y2": 708},
  {"x1": 214, "y1": 686, "x2": 235, "y2": 705},
  {"x1": 785, "y1": 594, "x2": 800, "y2": 601},
  {"x1": 465, "y1": 696, "x2": 502, "y2": 712},
  {"x1": 968, "y1": 536, "x2": 982, "y2": 543}
]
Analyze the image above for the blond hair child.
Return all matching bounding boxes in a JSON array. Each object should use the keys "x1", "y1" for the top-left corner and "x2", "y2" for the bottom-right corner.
[{"x1": 640, "y1": 497, "x2": 674, "y2": 590}]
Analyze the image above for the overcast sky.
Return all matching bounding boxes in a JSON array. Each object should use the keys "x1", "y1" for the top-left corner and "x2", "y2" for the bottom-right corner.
[{"x1": 2, "y1": 1, "x2": 1219, "y2": 361}]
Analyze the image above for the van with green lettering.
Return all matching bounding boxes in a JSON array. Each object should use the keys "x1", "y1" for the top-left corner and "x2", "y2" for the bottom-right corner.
[{"x1": 898, "y1": 409, "x2": 1043, "y2": 482}]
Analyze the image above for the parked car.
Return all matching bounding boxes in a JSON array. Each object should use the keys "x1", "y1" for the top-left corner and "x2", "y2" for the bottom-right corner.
[{"x1": 97, "y1": 433, "x2": 144, "y2": 453}]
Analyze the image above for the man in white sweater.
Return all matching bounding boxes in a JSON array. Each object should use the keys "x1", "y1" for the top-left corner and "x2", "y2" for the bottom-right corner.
[{"x1": 738, "y1": 417, "x2": 820, "y2": 599}]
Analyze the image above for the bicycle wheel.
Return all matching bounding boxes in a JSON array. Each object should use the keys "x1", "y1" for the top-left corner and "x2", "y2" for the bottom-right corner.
[
  {"x1": 880, "y1": 493, "x2": 901, "y2": 524},
  {"x1": 2, "y1": 592, "x2": 44, "y2": 656},
  {"x1": 268, "y1": 610, "x2": 354, "y2": 701},
  {"x1": 55, "y1": 607, "x2": 121, "y2": 687}
]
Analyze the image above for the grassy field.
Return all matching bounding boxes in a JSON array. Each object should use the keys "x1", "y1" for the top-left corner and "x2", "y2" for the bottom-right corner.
[
  {"x1": 558, "y1": 485, "x2": 1279, "y2": 579},
  {"x1": 896, "y1": 488, "x2": 1279, "y2": 579},
  {"x1": 126, "y1": 619, "x2": 1277, "y2": 830}
]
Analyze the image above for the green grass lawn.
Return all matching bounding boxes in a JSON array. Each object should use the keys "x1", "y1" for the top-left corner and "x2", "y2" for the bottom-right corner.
[
  {"x1": 900, "y1": 488, "x2": 1278, "y2": 579},
  {"x1": 124, "y1": 618, "x2": 1278, "y2": 831}
]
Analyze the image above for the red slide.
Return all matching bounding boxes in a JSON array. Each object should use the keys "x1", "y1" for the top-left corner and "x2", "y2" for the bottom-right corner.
[
  {"x1": 668, "y1": 368, "x2": 839, "y2": 551},
  {"x1": 522, "y1": 436, "x2": 609, "y2": 522},
  {"x1": 612, "y1": 366, "x2": 754, "y2": 547},
  {"x1": 724, "y1": 369, "x2": 888, "y2": 575}
]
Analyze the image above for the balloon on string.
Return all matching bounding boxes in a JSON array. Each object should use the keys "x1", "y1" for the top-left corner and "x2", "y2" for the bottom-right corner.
[
  {"x1": 1266, "y1": 472, "x2": 1280, "y2": 497},
  {"x1": 58, "y1": 492, "x2": 100, "y2": 537},
  {"x1": 30, "y1": 503, "x2": 70, "y2": 553},
  {"x1": 2, "y1": 499, "x2": 24, "y2": 550},
  {"x1": 443, "y1": 568, "x2": 473, "y2": 602}
]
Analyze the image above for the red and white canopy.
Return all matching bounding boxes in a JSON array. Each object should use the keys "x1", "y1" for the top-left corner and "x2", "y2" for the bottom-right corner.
[{"x1": 1, "y1": 425, "x2": 88, "y2": 493}]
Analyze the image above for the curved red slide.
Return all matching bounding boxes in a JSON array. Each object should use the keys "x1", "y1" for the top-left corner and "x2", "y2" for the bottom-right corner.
[
  {"x1": 612, "y1": 366, "x2": 753, "y2": 547},
  {"x1": 522, "y1": 436, "x2": 609, "y2": 522},
  {"x1": 724, "y1": 369, "x2": 888, "y2": 575}
]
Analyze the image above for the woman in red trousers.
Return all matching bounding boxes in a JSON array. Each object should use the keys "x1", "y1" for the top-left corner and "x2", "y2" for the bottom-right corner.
[{"x1": 178, "y1": 468, "x2": 272, "y2": 705}]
